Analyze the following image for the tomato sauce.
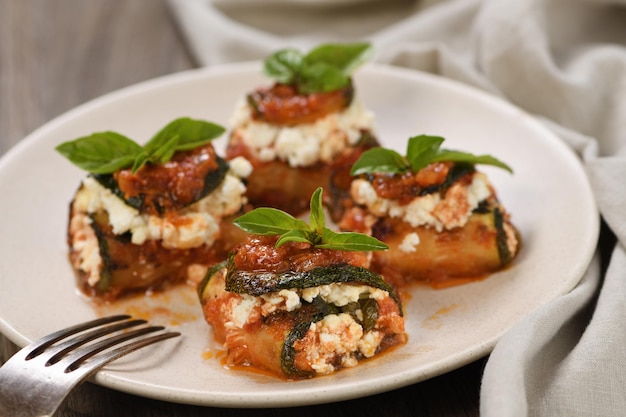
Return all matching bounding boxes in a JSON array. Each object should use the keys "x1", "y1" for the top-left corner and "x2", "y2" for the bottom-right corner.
[
  {"x1": 232, "y1": 235, "x2": 370, "y2": 274},
  {"x1": 247, "y1": 83, "x2": 354, "y2": 126},
  {"x1": 368, "y1": 161, "x2": 454, "y2": 204},
  {"x1": 114, "y1": 143, "x2": 220, "y2": 214}
]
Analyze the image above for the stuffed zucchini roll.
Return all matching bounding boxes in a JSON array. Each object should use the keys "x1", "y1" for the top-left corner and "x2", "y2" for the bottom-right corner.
[
  {"x1": 57, "y1": 118, "x2": 252, "y2": 300},
  {"x1": 225, "y1": 43, "x2": 379, "y2": 219},
  {"x1": 338, "y1": 135, "x2": 521, "y2": 288},
  {"x1": 198, "y1": 188, "x2": 406, "y2": 379}
]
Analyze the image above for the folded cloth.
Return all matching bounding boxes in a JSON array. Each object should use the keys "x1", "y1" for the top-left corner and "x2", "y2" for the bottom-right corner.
[{"x1": 167, "y1": 0, "x2": 626, "y2": 415}]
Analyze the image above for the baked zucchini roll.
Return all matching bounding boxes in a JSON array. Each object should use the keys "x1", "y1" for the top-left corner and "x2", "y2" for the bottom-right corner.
[
  {"x1": 338, "y1": 135, "x2": 521, "y2": 288},
  {"x1": 225, "y1": 43, "x2": 379, "y2": 219},
  {"x1": 198, "y1": 188, "x2": 406, "y2": 379},
  {"x1": 57, "y1": 118, "x2": 251, "y2": 300}
]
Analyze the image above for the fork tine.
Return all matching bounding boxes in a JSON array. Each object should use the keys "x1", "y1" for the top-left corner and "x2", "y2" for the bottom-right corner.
[
  {"x1": 45, "y1": 318, "x2": 148, "y2": 365},
  {"x1": 25, "y1": 314, "x2": 132, "y2": 360},
  {"x1": 62, "y1": 325, "x2": 171, "y2": 372},
  {"x1": 64, "y1": 330, "x2": 181, "y2": 375}
]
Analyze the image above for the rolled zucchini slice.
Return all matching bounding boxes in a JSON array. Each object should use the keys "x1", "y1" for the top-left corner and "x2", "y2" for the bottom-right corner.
[
  {"x1": 198, "y1": 261, "x2": 405, "y2": 379},
  {"x1": 371, "y1": 203, "x2": 520, "y2": 287}
]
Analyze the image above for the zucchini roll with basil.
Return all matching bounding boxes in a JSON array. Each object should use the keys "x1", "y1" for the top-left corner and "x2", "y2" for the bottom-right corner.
[
  {"x1": 339, "y1": 135, "x2": 521, "y2": 288},
  {"x1": 198, "y1": 188, "x2": 406, "y2": 379},
  {"x1": 225, "y1": 43, "x2": 379, "y2": 219},
  {"x1": 57, "y1": 118, "x2": 252, "y2": 300}
]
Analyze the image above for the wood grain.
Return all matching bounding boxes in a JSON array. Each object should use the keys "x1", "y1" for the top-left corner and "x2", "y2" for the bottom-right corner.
[{"x1": 0, "y1": 1, "x2": 483, "y2": 415}]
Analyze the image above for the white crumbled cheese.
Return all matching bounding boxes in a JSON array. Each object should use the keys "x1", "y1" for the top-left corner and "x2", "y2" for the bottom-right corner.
[
  {"x1": 245, "y1": 120, "x2": 277, "y2": 148},
  {"x1": 68, "y1": 212, "x2": 102, "y2": 287},
  {"x1": 399, "y1": 232, "x2": 421, "y2": 253},
  {"x1": 73, "y1": 176, "x2": 139, "y2": 235},
  {"x1": 73, "y1": 166, "x2": 249, "y2": 250},
  {"x1": 228, "y1": 156, "x2": 253, "y2": 178},
  {"x1": 146, "y1": 212, "x2": 220, "y2": 249},
  {"x1": 229, "y1": 295, "x2": 261, "y2": 329},
  {"x1": 403, "y1": 193, "x2": 440, "y2": 228},
  {"x1": 260, "y1": 289, "x2": 302, "y2": 315},
  {"x1": 467, "y1": 173, "x2": 491, "y2": 206},
  {"x1": 503, "y1": 222, "x2": 519, "y2": 256},
  {"x1": 312, "y1": 314, "x2": 362, "y2": 373},
  {"x1": 351, "y1": 172, "x2": 492, "y2": 231},
  {"x1": 192, "y1": 173, "x2": 248, "y2": 220},
  {"x1": 301, "y1": 283, "x2": 387, "y2": 306},
  {"x1": 229, "y1": 98, "x2": 375, "y2": 167},
  {"x1": 228, "y1": 289, "x2": 304, "y2": 329},
  {"x1": 306, "y1": 313, "x2": 363, "y2": 374},
  {"x1": 357, "y1": 330, "x2": 384, "y2": 358},
  {"x1": 274, "y1": 128, "x2": 320, "y2": 167}
]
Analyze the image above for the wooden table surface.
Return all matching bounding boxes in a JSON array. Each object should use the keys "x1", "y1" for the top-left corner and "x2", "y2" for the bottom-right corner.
[{"x1": 0, "y1": 1, "x2": 483, "y2": 415}]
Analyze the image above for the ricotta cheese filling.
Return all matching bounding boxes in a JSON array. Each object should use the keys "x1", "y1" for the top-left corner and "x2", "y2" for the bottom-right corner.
[
  {"x1": 229, "y1": 98, "x2": 375, "y2": 167},
  {"x1": 299, "y1": 313, "x2": 385, "y2": 374},
  {"x1": 351, "y1": 172, "x2": 492, "y2": 234}
]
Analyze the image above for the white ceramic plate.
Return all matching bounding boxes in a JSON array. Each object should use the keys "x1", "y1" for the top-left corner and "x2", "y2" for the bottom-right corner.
[{"x1": 0, "y1": 62, "x2": 598, "y2": 408}]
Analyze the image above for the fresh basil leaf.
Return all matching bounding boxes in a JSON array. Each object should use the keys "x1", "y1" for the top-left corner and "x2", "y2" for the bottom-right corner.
[
  {"x1": 275, "y1": 229, "x2": 315, "y2": 248},
  {"x1": 298, "y1": 62, "x2": 350, "y2": 94},
  {"x1": 317, "y1": 228, "x2": 389, "y2": 251},
  {"x1": 433, "y1": 150, "x2": 513, "y2": 173},
  {"x1": 131, "y1": 150, "x2": 150, "y2": 174},
  {"x1": 350, "y1": 134, "x2": 512, "y2": 176},
  {"x1": 151, "y1": 134, "x2": 180, "y2": 164},
  {"x1": 406, "y1": 135, "x2": 445, "y2": 172},
  {"x1": 350, "y1": 147, "x2": 408, "y2": 175},
  {"x1": 264, "y1": 48, "x2": 303, "y2": 84},
  {"x1": 233, "y1": 207, "x2": 309, "y2": 235},
  {"x1": 233, "y1": 187, "x2": 388, "y2": 252},
  {"x1": 263, "y1": 43, "x2": 372, "y2": 94},
  {"x1": 309, "y1": 187, "x2": 325, "y2": 234},
  {"x1": 55, "y1": 132, "x2": 142, "y2": 174},
  {"x1": 144, "y1": 117, "x2": 225, "y2": 154},
  {"x1": 57, "y1": 118, "x2": 226, "y2": 174},
  {"x1": 303, "y1": 43, "x2": 372, "y2": 76}
]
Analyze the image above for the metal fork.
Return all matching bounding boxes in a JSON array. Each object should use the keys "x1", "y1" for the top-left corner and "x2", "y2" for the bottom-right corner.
[{"x1": 0, "y1": 314, "x2": 181, "y2": 417}]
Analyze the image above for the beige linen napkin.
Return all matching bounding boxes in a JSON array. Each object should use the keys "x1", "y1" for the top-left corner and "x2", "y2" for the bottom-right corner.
[{"x1": 167, "y1": 0, "x2": 626, "y2": 415}]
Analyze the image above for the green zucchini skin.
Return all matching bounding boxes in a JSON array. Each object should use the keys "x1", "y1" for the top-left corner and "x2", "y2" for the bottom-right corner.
[
  {"x1": 224, "y1": 258, "x2": 401, "y2": 313},
  {"x1": 92, "y1": 155, "x2": 230, "y2": 212},
  {"x1": 197, "y1": 260, "x2": 227, "y2": 300},
  {"x1": 89, "y1": 213, "x2": 113, "y2": 293},
  {"x1": 493, "y1": 206, "x2": 513, "y2": 264},
  {"x1": 280, "y1": 297, "x2": 335, "y2": 378}
]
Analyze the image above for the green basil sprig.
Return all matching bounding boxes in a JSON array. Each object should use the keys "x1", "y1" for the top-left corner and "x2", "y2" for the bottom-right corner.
[
  {"x1": 263, "y1": 43, "x2": 372, "y2": 94},
  {"x1": 350, "y1": 134, "x2": 513, "y2": 176},
  {"x1": 56, "y1": 117, "x2": 225, "y2": 174},
  {"x1": 234, "y1": 187, "x2": 388, "y2": 251}
]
